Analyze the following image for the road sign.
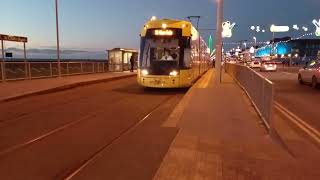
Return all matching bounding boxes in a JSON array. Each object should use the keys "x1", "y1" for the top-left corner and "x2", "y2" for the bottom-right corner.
[
  {"x1": 0, "y1": 34, "x2": 28, "y2": 43},
  {"x1": 5, "y1": 52, "x2": 13, "y2": 58}
]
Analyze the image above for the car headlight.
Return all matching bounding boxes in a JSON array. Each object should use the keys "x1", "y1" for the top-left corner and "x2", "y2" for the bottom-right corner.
[
  {"x1": 169, "y1": 70, "x2": 178, "y2": 76},
  {"x1": 141, "y1": 69, "x2": 149, "y2": 75}
]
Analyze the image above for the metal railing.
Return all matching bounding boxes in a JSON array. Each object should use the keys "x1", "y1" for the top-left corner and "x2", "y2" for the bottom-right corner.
[
  {"x1": 0, "y1": 61, "x2": 132, "y2": 82},
  {"x1": 225, "y1": 63, "x2": 274, "y2": 131}
]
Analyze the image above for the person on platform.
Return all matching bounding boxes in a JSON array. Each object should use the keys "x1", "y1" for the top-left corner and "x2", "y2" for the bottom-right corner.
[{"x1": 130, "y1": 55, "x2": 135, "y2": 72}]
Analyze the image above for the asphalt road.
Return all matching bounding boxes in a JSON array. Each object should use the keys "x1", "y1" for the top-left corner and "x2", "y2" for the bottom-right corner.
[
  {"x1": 259, "y1": 71, "x2": 320, "y2": 131},
  {"x1": 0, "y1": 77, "x2": 186, "y2": 180}
]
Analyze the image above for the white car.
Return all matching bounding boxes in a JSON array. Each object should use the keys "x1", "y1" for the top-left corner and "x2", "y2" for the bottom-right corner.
[
  {"x1": 249, "y1": 61, "x2": 261, "y2": 68},
  {"x1": 260, "y1": 62, "x2": 277, "y2": 72},
  {"x1": 298, "y1": 61, "x2": 320, "y2": 88}
]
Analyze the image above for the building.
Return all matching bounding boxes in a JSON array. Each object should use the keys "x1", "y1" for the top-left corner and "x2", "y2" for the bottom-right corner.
[{"x1": 255, "y1": 38, "x2": 320, "y2": 59}]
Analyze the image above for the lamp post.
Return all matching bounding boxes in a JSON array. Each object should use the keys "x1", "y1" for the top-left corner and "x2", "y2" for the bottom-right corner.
[
  {"x1": 253, "y1": 36, "x2": 257, "y2": 47},
  {"x1": 215, "y1": 0, "x2": 223, "y2": 84},
  {"x1": 55, "y1": 0, "x2": 61, "y2": 77}
]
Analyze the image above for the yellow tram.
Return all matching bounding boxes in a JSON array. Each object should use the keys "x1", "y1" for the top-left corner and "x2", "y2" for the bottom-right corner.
[{"x1": 137, "y1": 18, "x2": 211, "y2": 88}]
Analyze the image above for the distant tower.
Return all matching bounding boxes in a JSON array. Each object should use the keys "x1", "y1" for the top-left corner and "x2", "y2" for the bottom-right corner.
[{"x1": 208, "y1": 35, "x2": 213, "y2": 54}]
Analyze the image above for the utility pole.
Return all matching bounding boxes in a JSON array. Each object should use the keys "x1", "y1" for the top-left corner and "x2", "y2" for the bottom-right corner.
[
  {"x1": 187, "y1": 16, "x2": 202, "y2": 76},
  {"x1": 215, "y1": 0, "x2": 223, "y2": 84},
  {"x1": 55, "y1": 0, "x2": 61, "y2": 77},
  {"x1": 1, "y1": 39, "x2": 5, "y2": 81}
]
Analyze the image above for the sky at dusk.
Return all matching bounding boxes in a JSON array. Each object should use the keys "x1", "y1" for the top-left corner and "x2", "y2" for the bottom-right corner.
[{"x1": 0, "y1": 0, "x2": 319, "y2": 59}]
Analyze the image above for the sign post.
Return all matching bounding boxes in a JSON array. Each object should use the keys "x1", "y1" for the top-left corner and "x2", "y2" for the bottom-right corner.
[{"x1": 0, "y1": 34, "x2": 28, "y2": 81}]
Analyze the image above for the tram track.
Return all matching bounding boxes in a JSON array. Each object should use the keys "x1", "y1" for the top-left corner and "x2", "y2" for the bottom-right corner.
[
  {"x1": 62, "y1": 95, "x2": 176, "y2": 180},
  {"x1": 0, "y1": 94, "x2": 175, "y2": 163},
  {"x1": 0, "y1": 76, "x2": 186, "y2": 179},
  {"x1": 0, "y1": 109, "x2": 102, "y2": 157}
]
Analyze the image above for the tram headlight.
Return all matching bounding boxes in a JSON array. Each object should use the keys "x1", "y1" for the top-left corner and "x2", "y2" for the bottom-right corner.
[
  {"x1": 141, "y1": 69, "x2": 149, "y2": 75},
  {"x1": 169, "y1": 70, "x2": 178, "y2": 76}
]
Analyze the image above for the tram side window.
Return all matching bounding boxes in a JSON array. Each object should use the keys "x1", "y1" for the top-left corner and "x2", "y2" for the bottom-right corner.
[
  {"x1": 184, "y1": 49, "x2": 191, "y2": 67},
  {"x1": 182, "y1": 38, "x2": 192, "y2": 68}
]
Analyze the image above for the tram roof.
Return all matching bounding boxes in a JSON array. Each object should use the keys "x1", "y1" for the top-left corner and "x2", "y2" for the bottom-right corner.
[{"x1": 140, "y1": 19, "x2": 196, "y2": 37}]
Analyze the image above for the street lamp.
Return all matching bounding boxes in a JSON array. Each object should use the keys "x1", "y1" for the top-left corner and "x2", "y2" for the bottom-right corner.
[
  {"x1": 215, "y1": 0, "x2": 224, "y2": 84},
  {"x1": 55, "y1": 0, "x2": 61, "y2": 77},
  {"x1": 253, "y1": 36, "x2": 257, "y2": 47}
]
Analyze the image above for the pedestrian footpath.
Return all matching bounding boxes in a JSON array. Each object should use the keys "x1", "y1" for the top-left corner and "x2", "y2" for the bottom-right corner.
[
  {"x1": 154, "y1": 69, "x2": 320, "y2": 180},
  {"x1": 0, "y1": 72, "x2": 136, "y2": 102}
]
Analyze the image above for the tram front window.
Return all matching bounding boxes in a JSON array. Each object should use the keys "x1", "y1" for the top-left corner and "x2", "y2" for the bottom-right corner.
[{"x1": 141, "y1": 38, "x2": 181, "y2": 75}]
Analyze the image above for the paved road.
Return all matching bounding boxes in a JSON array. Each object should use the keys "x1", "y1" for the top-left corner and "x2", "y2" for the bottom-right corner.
[
  {"x1": 0, "y1": 77, "x2": 186, "y2": 180},
  {"x1": 259, "y1": 71, "x2": 320, "y2": 131}
]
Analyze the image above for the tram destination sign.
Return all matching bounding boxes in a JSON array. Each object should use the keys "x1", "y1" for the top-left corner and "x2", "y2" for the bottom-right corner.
[{"x1": 0, "y1": 34, "x2": 28, "y2": 43}]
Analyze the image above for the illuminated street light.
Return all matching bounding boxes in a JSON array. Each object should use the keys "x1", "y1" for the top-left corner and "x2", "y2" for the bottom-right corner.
[
  {"x1": 151, "y1": 16, "x2": 157, "y2": 21},
  {"x1": 312, "y1": 19, "x2": 320, "y2": 36},
  {"x1": 249, "y1": 46, "x2": 255, "y2": 54},
  {"x1": 293, "y1": 24, "x2": 299, "y2": 30},
  {"x1": 256, "y1": 26, "x2": 261, "y2": 32},
  {"x1": 270, "y1": 25, "x2": 290, "y2": 32},
  {"x1": 302, "y1": 26, "x2": 308, "y2": 32},
  {"x1": 222, "y1": 21, "x2": 236, "y2": 38}
]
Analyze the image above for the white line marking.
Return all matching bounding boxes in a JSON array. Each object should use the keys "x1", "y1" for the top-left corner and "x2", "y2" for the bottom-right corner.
[{"x1": 274, "y1": 102, "x2": 320, "y2": 144}]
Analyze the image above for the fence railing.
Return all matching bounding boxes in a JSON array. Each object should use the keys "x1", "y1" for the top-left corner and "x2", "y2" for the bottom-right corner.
[
  {"x1": 0, "y1": 61, "x2": 133, "y2": 82},
  {"x1": 225, "y1": 63, "x2": 274, "y2": 131}
]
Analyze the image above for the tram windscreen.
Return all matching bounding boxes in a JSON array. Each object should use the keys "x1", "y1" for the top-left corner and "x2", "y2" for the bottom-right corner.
[{"x1": 141, "y1": 38, "x2": 181, "y2": 75}]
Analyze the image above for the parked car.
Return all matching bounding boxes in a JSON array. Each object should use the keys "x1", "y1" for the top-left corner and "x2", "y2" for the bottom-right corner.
[
  {"x1": 298, "y1": 61, "x2": 320, "y2": 88},
  {"x1": 249, "y1": 61, "x2": 261, "y2": 68},
  {"x1": 260, "y1": 61, "x2": 277, "y2": 72}
]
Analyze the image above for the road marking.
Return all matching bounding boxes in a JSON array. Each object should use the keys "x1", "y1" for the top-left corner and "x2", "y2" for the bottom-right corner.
[{"x1": 274, "y1": 102, "x2": 320, "y2": 144}]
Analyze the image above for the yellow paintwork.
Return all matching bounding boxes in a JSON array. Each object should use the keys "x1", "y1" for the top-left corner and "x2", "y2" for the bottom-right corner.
[
  {"x1": 137, "y1": 64, "x2": 209, "y2": 88},
  {"x1": 140, "y1": 19, "x2": 193, "y2": 37}
]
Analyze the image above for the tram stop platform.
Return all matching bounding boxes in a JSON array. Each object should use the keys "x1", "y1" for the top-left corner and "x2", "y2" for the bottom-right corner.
[
  {"x1": 154, "y1": 69, "x2": 320, "y2": 180},
  {"x1": 0, "y1": 71, "x2": 136, "y2": 102}
]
